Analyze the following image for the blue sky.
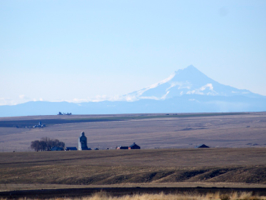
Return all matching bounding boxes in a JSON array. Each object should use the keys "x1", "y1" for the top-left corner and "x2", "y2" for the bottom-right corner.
[{"x1": 0, "y1": 0, "x2": 266, "y2": 105}]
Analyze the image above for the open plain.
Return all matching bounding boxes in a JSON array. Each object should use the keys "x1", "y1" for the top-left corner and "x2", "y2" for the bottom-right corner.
[
  {"x1": 1, "y1": 148, "x2": 266, "y2": 197},
  {"x1": 0, "y1": 112, "x2": 266, "y2": 152},
  {"x1": 1, "y1": 148, "x2": 266, "y2": 185},
  {"x1": 1, "y1": 112, "x2": 266, "y2": 198}
]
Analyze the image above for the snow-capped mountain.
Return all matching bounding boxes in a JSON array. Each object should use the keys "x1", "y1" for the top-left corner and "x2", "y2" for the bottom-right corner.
[
  {"x1": 124, "y1": 65, "x2": 257, "y2": 101},
  {"x1": 0, "y1": 65, "x2": 265, "y2": 116}
]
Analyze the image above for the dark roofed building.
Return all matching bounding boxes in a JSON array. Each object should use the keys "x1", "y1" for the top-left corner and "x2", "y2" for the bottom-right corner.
[
  {"x1": 129, "y1": 142, "x2": 140, "y2": 149},
  {"x1": 65, "y1": 147, "x2": 77, "y2": 151},
  {"x1": 116, "y1": 146, "x2": 129, "y2": 150},
  {"x1": 196, "y1": 144, "x2": 210, "y2": 148},
  {"x1": 116, "y1": 143, "x2": 141, "y2": 150}
]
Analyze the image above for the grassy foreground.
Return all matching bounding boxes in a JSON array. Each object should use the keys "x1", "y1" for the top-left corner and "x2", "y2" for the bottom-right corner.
[
  {"x1": 1, "y1": 192, "x2": 265, "y2": 200},
  {"x1": 81, "y1": 192, "x2": 266, "y2": 200}
]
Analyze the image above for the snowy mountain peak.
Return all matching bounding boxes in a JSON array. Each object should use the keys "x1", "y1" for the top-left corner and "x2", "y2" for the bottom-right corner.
[
  {"x1": 176, "y1": 64, "x2": 197, "y2": 72},
  {"x1": 123, "y1": 65, "x2": 256, "y2": 101},
  {"x1": 175, "y1": 65, "x2": 202, "y2": 74}
]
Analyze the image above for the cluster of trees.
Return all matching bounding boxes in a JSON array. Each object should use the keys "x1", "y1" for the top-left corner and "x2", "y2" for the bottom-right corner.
[
  {"x1": 58, "y1": 112, "x2": 72, "y2": 115},
  {"x1": 30, "y1": 137, "x2": 65, "y2": 151}
]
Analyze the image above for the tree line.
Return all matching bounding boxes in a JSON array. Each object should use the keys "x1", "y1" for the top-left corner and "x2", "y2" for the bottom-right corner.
[{"x1": 30, "y1": 137, "x2": 65, "y2": 151}]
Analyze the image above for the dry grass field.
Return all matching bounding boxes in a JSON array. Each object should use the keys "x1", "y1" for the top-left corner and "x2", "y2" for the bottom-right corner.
[
  {"x1": 1, "y1": 112, "x2": 266, "y2": 197},
  {"x1": 1, "y1": 191, "x2": 266, "y2": 200},
  {"x1": 1, "y1": 148, "x2": 266, "y2": 188},
  {"x1": 39, "y1": 192, "x2": 266, "y2": 200},
  {"x1": 0, "y1": 112, "x2": 266, "y2": 152}
]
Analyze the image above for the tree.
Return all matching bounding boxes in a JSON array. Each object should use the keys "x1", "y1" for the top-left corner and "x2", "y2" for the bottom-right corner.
[
  {"x1": 30, "y1": 137, "x2": 65, "y2": 151},
  {"x1": 31, "y1": 140, "x2": 40, "y2": 152}
]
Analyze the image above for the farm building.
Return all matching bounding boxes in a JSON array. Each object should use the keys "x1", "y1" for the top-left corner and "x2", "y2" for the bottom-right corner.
[
  {"x1": 116, "y1": 142, "x2": 141, "y2": 150},
  {"x1": 116, "y1": 146, "x2": 129, "y2": 150},
  {"x1": 196, "y1": 144, "x2": 210, "y2": 148},
  {"x1": 78, "y1": 132, "x2": 91, "y2": 150},
  {"x1": 129, "y1": 142, "x2": 141, "y2": 149},
  {"x1": 65, "y1": 147, "x2": 77, "y2": 151}
]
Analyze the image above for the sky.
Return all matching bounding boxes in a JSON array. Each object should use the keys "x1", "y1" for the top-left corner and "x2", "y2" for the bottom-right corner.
[{"x1": 0, "y1": 0, "x2": 266, "y2": 105}]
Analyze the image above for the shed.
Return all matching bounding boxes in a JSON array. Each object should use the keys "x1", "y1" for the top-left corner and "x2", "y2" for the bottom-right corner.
[
  {"x1": 129, "y1": 142, "x2": 141, "y2": 149},
  {"x1": 65, "y1": 147, "x2": 77, "y2": 151},
  {"x1": 196, "y1": 144, "x2": 210, "y2": 148},
  {"x1": 116, "y1": 146, "x2": 129, "y2": 150}
]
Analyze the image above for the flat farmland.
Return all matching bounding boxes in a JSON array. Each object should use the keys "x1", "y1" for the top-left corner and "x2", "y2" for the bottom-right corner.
[
  {"x1": 1, "y1": 111, "x2": 266, "y2": 193},
  {"x1": 1, "y1": 112, "x2": 266, "y2": 191},
  {"x1": 0, "y1": 112, "x2": 266, "y2": 151},
  {"x1": 1, "y1": 147, "x2": 266, "y2": 194},
  {"x1": 1, "y1": 148, "x2": 266, "y2": 187}
]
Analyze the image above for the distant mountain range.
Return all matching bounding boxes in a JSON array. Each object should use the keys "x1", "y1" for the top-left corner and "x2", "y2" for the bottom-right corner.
[{"x1": 1, "y1": 65, "x2": 265, "y2": 117}]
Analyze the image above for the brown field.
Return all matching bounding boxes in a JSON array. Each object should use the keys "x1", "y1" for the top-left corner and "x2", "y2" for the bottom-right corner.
[
  {"x1": 1, "y1": 112, "x2": 266, "y2": 197},
  {"x1": 0, "y1": 112, "x2": 266, "y2": 152},
  {"x1": 1, "y1": 148, "x2": 266, "y2": 190}
]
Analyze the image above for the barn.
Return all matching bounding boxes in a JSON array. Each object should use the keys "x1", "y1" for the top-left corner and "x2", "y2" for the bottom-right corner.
[
  {"x1": 129, "y1": 142, "x2": 141, "y2": 149},
  {"x1": 116, "y1": 143, "x2": 141, "y2": 150},
  {"x1": 196, "y1": 144, "x2": 210, "y2": 148}
]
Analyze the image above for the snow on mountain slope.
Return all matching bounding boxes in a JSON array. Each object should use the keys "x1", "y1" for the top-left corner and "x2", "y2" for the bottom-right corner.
[{"x1": 123, "y1": 65, "x2": 257, "y2": 101}]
